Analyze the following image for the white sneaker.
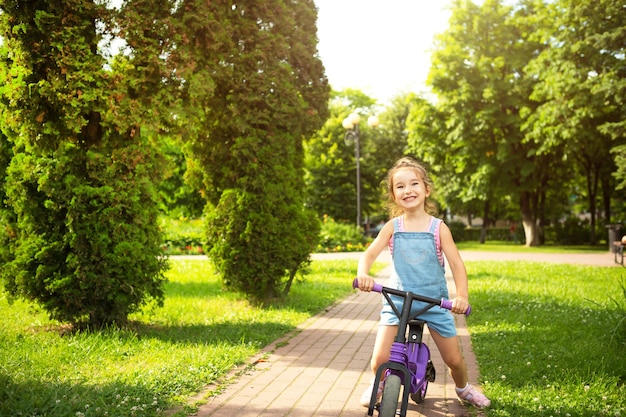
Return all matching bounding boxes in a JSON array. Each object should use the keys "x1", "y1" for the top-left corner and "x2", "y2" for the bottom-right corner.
[{"x1": 360, "y1": 378, "x2": 384, "y2": 407}]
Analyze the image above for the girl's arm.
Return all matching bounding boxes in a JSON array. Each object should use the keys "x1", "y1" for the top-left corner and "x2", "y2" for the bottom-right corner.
[
  {"x1": 439, "y1": 222, "x2": 470, "y2": 314},
  {"x1": 355, "y1": 220, "x2": 394, "y2": 292}
]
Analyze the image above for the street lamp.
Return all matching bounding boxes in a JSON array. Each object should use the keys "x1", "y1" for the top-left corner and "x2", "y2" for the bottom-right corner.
[{"x1": 342, "y1": 112, "x2": 379, "y2": 229}]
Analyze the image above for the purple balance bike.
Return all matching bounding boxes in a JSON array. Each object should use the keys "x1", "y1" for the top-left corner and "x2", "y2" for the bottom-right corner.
[{"x1": 352, "y1": 279, "x2": 471, "y2": 417}]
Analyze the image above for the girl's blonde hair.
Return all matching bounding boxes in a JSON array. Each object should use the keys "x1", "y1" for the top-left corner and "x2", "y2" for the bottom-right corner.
[{"x1": 385, "y1": 157, "x2": 438, "y2": 218}]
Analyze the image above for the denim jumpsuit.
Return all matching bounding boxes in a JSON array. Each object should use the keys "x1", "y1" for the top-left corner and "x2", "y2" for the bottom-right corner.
[{"x1": 380, "y1": 216, "x2": 457, "y2": 338}]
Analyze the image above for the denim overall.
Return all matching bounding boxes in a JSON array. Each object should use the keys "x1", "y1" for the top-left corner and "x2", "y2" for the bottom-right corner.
[{"x1": 380, "y1": 216, "x2": 457, "y2": 338}]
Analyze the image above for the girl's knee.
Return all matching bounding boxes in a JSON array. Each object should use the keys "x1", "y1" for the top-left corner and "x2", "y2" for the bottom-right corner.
[
  {"x1": 444, "y1": 353, "x2": 465, "y2": 371},
  {"x1": 371, "y1": 351, "x2": 390, "y2": 372}
]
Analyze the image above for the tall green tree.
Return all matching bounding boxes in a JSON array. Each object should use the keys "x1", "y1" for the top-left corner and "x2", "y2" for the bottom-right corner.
[
  {"x1": 524, "y1": 0, "x2": 626, "y2": 242},
  {"x1": 171, "y1": 0, "x2": 329, "y2": 299},
  {"x1": 304, "y1": 89, "x2": 377, "y2": 224},
  {"x1": 364, "y1": 93, "x2": 417, "y2": 217},
  {"x1": 412, "y1": 0, "x2": 554, "y2": 246},
  {"x1": 0, "y1": 0, "x2": 171, "y2": 327}
]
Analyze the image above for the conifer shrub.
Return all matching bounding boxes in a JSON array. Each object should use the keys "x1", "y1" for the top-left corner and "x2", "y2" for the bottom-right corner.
[
  {"x1": 205, "y1": 188, "x2": 320, "y2": 300},
  {"x1": 2, "y1": 142, "x2": 168, "y2": 328}
]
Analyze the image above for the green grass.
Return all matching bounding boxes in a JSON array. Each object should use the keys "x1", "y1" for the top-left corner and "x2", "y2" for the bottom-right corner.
[
  {"x1": 457, "y1": 240, "x2": 608, "y2": 253},
  {"x1": 0, "y1": 258, "x2": 386, "y2": 417},
  {"x1": 466, "y1": 261, "x2": 626, "y2": 416},
  {"x1": 3, "y1": 250, "x2": 624, "y2": 417}
]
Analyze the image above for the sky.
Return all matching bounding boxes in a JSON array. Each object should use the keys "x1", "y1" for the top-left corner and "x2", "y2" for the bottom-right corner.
[{"x1": 314, "y1": 0, "x2": 454, "y2": 104}]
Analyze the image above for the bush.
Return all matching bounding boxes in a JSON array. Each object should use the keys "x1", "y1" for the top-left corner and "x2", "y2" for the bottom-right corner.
[
  {"x1": 205, "y1": 189, "x2": 320, "y2": 300},
  {"x1": 447, "y1": 220, "x2": 469, "y2": 242},
  {"x1": 447, "y1": 223, "x2": 514, "y2": 243},
  {"x1": 550, "y1": 216, "x2": 592, "y2": 245},
  {"x1": 316, "y1": 215, "x2": 369, "y2": 252},
  {"x1": 1, "y1": 144, "x2": 168, "y2": 328}
]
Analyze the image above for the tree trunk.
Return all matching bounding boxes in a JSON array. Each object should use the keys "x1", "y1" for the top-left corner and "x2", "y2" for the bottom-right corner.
[
  {"x1": 520, "y1": 191, "x2": 539, "y2": 247},
  {"x1": 538, "y1": 189, "x2": 546, "y2": 245},
  {"x1": 586, "y1": 164, "x2": 599, "y2": 245},
  {"x1": 601, "y1": 175, "x2": 612, "y2": 224},
  {"x1": 479, "y1": 200, "x2": 490, "y2": 244}
]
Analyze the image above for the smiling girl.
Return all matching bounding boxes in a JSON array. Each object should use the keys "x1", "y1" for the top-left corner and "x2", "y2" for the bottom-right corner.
[{"x1": 355, "y1": 157, "x2": 490, "y2": 409}]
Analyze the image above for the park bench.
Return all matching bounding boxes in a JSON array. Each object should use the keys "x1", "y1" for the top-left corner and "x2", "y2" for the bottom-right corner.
[{"x1": 614, "y1": 241, "x2": 624, "y2": 265}]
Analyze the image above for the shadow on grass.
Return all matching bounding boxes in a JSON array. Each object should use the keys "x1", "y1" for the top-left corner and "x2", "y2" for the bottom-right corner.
[
  {"x1": 0, "y1": 373, "x2": 167, "y2": 417},
  {"x1": 132, "y1": 320, "x2": 294, "y2": 348}
]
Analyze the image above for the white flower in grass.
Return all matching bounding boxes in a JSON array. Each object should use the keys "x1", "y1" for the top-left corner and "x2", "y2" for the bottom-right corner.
[{"x1": 500, "y1": 375, "x2": 506, "y2": 380}]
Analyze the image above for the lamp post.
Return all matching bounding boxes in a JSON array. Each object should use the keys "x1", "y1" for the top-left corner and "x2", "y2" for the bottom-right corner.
[{"x1": 342, "y1": 112, "x2": 379, "y2": 229}]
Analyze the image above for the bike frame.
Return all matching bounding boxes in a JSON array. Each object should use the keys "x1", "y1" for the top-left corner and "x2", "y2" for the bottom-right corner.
[{"x1": 353, "y1": 279, "x2": 470, "y2": 417}]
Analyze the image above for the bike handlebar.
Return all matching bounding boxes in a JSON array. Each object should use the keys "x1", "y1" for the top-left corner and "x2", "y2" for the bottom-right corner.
[{"x1": 352, "y1": 278, "x2": 471, "y2": 316}]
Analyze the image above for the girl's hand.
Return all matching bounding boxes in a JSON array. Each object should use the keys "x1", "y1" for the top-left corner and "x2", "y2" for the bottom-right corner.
[
  {"x1": 451, "y1": 296, "x2": 469, "y2": 315},
  {"x1": 355, "y1": 275, "x2": 376, "y2": 292}
]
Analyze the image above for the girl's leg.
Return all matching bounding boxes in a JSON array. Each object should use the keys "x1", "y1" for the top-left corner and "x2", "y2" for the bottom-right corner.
[
  {"x1": 370, "y1": 325, "x2": 398, "y2": 373},
  {"x1": 430, "y1": 330, "x2": 491, "y2": 408},
  {"x1": 360, "y1": 325, "x2": 397, "y2": 407},
  {"x1": 429, "y1": 331, "x2": 467, "y2": 387}
]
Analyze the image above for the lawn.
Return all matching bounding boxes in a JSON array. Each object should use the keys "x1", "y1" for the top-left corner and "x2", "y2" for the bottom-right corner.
[
  {"x1": 0, "y1": 258, "x2": 384, "y2": 417},
  {"x1": 457, "y1": 240, "x2": 608, "y2": 253},
  {"x1": 1, "y1": 253, "x2": 624, "y2": 417},
  {"x1": 466, "y1": 261, "x2": 625, "y2": 416}
]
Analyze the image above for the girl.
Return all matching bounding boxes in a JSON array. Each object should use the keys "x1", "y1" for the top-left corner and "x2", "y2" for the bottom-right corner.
[{"x1": 355, "y1": 157, "x2": 490, "y2": 409}]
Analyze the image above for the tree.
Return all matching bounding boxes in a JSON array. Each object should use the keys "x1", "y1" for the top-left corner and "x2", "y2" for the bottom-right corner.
[
  {"x1": 363, "y1": 93, "x2": 417, "y2": 218},
  {"x1": 524, "y1": 0, "x2": 626, "y2": 243},
  {"x1": 0, "y1": 0, "x2": 171, "y2": 328},
  {"x1": 157, "y1": 134, "x2": 205, "y2": 218},
  {"x1": 304, "y1": 89, "x2": 378, "y2": 224},
  {"x1": 170, "y1": 0, "x2": 329, "y2": 299},
  {"x1": 413, "y1": 0, "x2": 554, "y2": 246}
]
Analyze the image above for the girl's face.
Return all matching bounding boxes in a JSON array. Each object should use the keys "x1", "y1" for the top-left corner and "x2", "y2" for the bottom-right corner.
[{"x1": 392, "y1": 167, "x2": 430, "y2": 210}]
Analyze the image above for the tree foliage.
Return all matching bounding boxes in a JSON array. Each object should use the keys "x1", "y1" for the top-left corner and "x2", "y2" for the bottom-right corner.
[
  {"x1": 170, "y1": 0, "x2": 329, "y2": 299},
  {"x1": 0, "y1": 0, "x2": 170, "y2": 327},
  {"x1": 409, "y1": 0, "x2": 551, "y2": 246},
  {"x1": 401, "y1": 0, "x2": 625, "y2": 246},
  {"x1": 304, "y1": 89, "x2": 392, "y2": 225},
  {"x1": 523, "y1": 0, "x2": 626, "y2": 241}
]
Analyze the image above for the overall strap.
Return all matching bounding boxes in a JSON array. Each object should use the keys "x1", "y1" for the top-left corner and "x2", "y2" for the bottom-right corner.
[
  {"x1": 393, "y1": 217, "x2": 401, "y2": 232},
  {"x1": 429, "y1": 217, "x2": 444, "y2": 267},
  {"x1": 389, "y1": 217, "x2": 402, "y2": 256}
]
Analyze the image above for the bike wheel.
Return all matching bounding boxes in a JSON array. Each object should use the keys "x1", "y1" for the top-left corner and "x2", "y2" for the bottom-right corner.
[
  {"x1": 411, "y1": 360, "x2": 435, "y2": 404},
  {"x1": 410, "y1": 381, "x2": 427, "y2": 404},
  {"x1": 379, "y1": 374, "x2": 401, "y2": 417}
]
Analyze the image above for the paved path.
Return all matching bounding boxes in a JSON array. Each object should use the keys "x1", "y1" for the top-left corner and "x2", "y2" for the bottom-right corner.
[{"x1": 184, "y1": 250, "x2": 620, "y2": 417}]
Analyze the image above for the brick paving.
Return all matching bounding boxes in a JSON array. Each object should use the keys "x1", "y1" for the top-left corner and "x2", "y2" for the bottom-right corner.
[{"x1": 185, "y1": 250, "x2": 618, "y2": 417}]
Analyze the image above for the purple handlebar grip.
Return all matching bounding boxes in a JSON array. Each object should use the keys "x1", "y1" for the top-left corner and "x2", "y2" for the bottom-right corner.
[
  {"x1": 441, "y1": 298, "x2": 472, "y2": 316},
  {"x1": 351, "y1": 278, "x2": 383, "y2": 293}
]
